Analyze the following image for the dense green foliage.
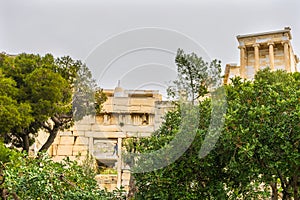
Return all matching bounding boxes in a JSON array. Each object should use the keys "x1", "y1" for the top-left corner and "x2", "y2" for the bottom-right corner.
[
  {"x1": 223, "y1": 69, "x2": 300, "y2": 199},
  {"x1": 0, "y1": 69, "x2": 33, "y2": 142},
  {"x1": 0, "y1": 142, "x2": 126, "y2": 200},
  {"x1": 128, "y1": 69, "x2": 300, "y2": 199},
  {"x1": 0, "y1": 53, "x2": 106, "y2": 152}
]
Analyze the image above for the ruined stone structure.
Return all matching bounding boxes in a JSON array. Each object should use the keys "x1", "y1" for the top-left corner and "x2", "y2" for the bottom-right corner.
[
  {"x1": 35, "y1": 84, "x2": 173, "y2": 191},
  {"x1": 34, "y1": 27, "x2": 299, "y2": 192},
  {"x1": 224, "y1": 27, "x2": 299, "y2": 84}
]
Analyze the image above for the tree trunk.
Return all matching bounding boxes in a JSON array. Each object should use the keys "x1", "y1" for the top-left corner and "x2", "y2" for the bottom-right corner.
[
  {"x1": 270, "y1": 182, "x2": 278, "y2": 200},
  {"x1": 38, "y1": 114, "x2": 73, "y2": 154},
  {"x1": 127, "y1": 174, "x2": 137, "y2": 199},
  {"x1": 1, "y1": 189, "x2": 7, "y2": 200},
  {"x1": 278, "y1": 172, "x2": 291, "y2": 200},
  {"x1": 39, "y1": 118, "x2": 61, "y2": 153},
  {"x1": 282, "y1": 185, "x2": 291, "y2": 200},
  {"x1": 38, "y1": 128, "x2": 58, "y2": 153},
  {"x1": 21, "y1": 134, "x2": 29, "y2": 153},
  {"x1": 292, "y1": 175, "x2": 299, "y2": 200}
]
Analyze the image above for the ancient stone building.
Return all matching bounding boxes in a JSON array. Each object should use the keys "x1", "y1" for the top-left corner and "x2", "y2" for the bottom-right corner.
[
  {"x1": 224, "y1": 27, "x2": 299, "y2": 84},
  {"x1": 35, "y1": 83, "x2": 173, "y2": 191},
  {"x1": 34, "y1": 27, "x2": 299, "y2": 192}
]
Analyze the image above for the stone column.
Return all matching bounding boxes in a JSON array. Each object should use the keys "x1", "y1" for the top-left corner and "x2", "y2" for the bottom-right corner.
[
  {"x1": 238, "y1": 45, "x2": 246, "y2": 78},
  {"x1": 253, "y1": 43, "x2": 260, "y2": 72},
  {"x1": 117, "y1": 137, "x2": 122, "y2": 188},
  {"x1": 282, "y1": 41, "x2": 290, "y2": 72},
  {"x1": 268, "y1": 42, "x2": 275, "y2": 70}
]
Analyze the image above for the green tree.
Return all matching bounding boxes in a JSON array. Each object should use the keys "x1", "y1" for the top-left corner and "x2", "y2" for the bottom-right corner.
[
  {"x1": 0, "y1": 53, "x2": 106, "y2": 153},
  {"x1": 126, "y1": 100, "x2": 228, "y2": 199},
  {"x1": 0, "y1": 69, "x2": 33, "y2": 143},
  {"x1": 167, "y1": 48, "x2": 222, "y2": 104},
  {"x1": 128, "y1": 68, "x2": 300, "y2": 199},
  {"x1": 222, "y1": 69, "x2": 300, "y2": 199}
]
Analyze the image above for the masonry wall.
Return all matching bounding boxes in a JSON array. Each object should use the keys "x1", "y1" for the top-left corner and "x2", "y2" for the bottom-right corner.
[{"x1": 35, "y1": 90, "x2": 174, "y2": 192}]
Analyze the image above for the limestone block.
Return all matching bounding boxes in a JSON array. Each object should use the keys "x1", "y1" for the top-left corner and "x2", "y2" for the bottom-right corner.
[
  {"x1": 91, "y1": 124, "x2": 122, "y2": 131},
  {"x1": 128, "y1": 106, "x2": 144, "y2": 112},
  {"x1": 51, "y1": 144, "x2": 58, "y2": 156},
  {"x1": 59, "y1": 131, "x2": 73, "y2": 136},
  {"x1": 122, "y1": 125, "x2": 154, "y2": 133},
  {"x1": 122, "y1": 172, "x2": 131, "y2": 180},
  {"x1": 95, "y1": 175, "x2": 103, "y2": 183},
  {"x1": 84, "y1": 131, "x2": 94, "y2": 137},
  {"x1": 130, "y1": 98, "x2": 154, "y2": 106},
  {"x1": 72, "y1": 131, "x2": 85, "y2": 136},
  {"x1": 75, "y1": 124, "x2": 92, "y2": 131},
  {"x1": 112, "y1": 105, "x2": 130, "y2": 112},
  {"x1": 112, "y1": 98, "x2": 130, "y2": 105},
  {"x1": 59, "y1": 136, "x2": 74, "y2": 145},
  {"x1": 123, "y1": 185, "x2": 129, "y2": 191},
  {"x1": 102, "y1": 105, "x2": 113, "y2": 111},
  {"x1": 85, "y1": 131, "x2": 125, "y2": 138},
  {"x1": 95, "y1": 115, "x2": 104, "y2": 124},
  {"x1": 121, "y1": 179, "x2": 130, "y2": 186},
  {"x1": 100, "y1": 125, "x2": 121, "y2": 132},
  {"x1": 57, "y1": 145, "x2": 73, "y2": 156},
  {"x1": 72, "y1": 145, "x2": 89, "y2": 156},
  {"x1": 110, "y1": 184, "x2": 117, "y2": 190},
  {"x1": 74, "y1": 136, "x2": 89, "y2": 145},
  {"x1": 90, "y1": 124, "x2": 102, "y2": 131},
  {"x1": 73, "y1": 150, "x2": 88, "y2": 156},
  {"x1": 52, "y1": 136, "x2": 60, "y2": 145},
  {"x1": 111, "y1": 176, "x2": 118, "y2": 184},
  {"x1": 155, "y1": 109, "x2": 165, "y2": 115}
]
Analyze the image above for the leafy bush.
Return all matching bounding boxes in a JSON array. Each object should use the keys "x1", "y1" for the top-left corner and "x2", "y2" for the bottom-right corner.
[{"x1": 1, "y1": 147, "x2": 126, "y2": 199}]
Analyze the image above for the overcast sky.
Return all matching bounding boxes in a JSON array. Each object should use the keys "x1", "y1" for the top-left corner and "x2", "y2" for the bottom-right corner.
[{"x1": 1, "y1": 0, "x2": 299, "y2": 96}]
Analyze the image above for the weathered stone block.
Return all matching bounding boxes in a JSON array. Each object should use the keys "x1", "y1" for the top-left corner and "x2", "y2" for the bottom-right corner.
[
  {"x1": 52, "y1": 136, "x2": 60, "y2": 144},
  {"x1": 75, "y1": 124, "x2": 92, "y2": 131},
  {"x1": 51, "y1": 144, "x2": 58, "y2": 156},
  {"x1": 85, "y1": 131, "x2": 125, "y2": 138},
  {"x1": 72, "y1": 145, "x2": 89, "y2": 156},
  {"x1": 73, "y1": 150, "x2": 88, "y2": 156},
  {"x1": 72, "y1": 130, "x2": 85, "y2": 136},
  {"x1": 122, "y1": 125, "x2": 154, "y2": 133},
  {"x1": 122, "y1": 172, "x2": 131, "y2": 180},
  {"x1": 130, "y1": 99, "x2": 154, "y2": 106},
  {"x1": 74, "y1": 136, "x2": 89, "y2": 145},
  {"x1": 99, "y1": 125, "x2": 121, "y2": 132},
  {"x1": 110, "y1": 184, "x2": 117, "y2": 190},
  {"x1": 56, "y1": 145, "x2": 73, "y2": 156},
  {"x1": 59, "y1": 131, "x2": 73, "y2": 136},
  {"x1": 90, "y1": 124, "x2": 121, "y2": 132},
  {"x1": 59, "y1": 136, "x2": 74, "y2": 145},
  {"x1": 121, "y1": 179, "x2": 130, "y2": 186}
]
